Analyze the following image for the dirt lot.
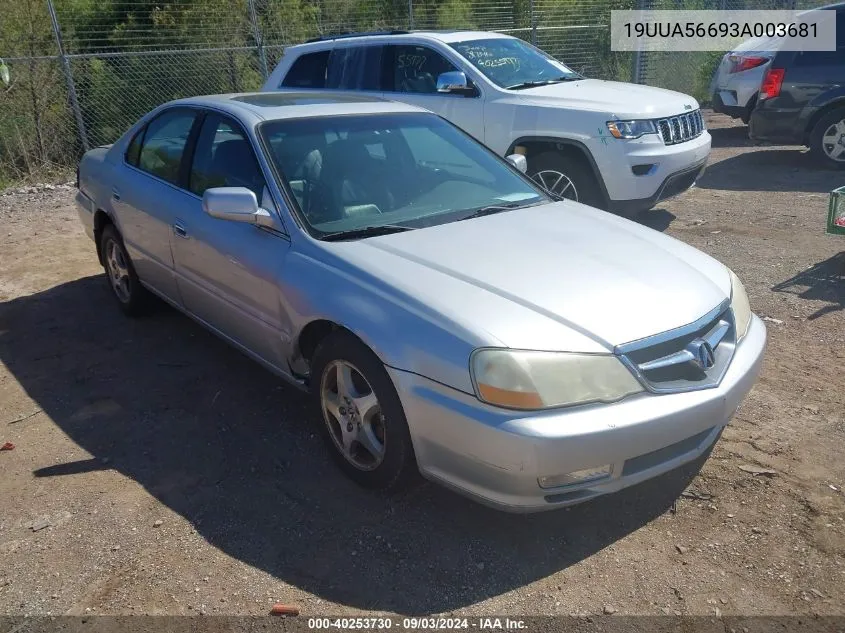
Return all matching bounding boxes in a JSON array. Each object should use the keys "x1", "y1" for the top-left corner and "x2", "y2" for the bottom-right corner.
[{"x1": 0, "y1": 111, "x2": 843, "y2": 619}]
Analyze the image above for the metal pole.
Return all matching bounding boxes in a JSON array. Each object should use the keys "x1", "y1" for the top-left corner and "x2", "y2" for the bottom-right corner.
[
  {"x1": 408, "y1": 0, "x2": 415, "y2": 30},
  {"x1": 530, "y1": 0, "x2": 537, "y2": 45},
  {"x1": 630, "y1": 0, "x2": 647, "y2": 84},
  {"x1": 247, "y1": 0, "x2": 269, "y2": 80},
  {"x1": 46, "y1": 0, "x2": 89, "y2": 152}
]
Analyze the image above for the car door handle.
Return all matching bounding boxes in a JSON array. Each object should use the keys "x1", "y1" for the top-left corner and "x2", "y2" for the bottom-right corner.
[
  {"x1": 111, "y1": 190, "x2": 121, "y2": 202},
  {"x1": 173, "y1": 223, "x2": 189, "y2": 239}
]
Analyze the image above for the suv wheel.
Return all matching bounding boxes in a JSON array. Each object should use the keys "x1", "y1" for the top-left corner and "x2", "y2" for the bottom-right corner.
[
  {"x1": 810, "y1": 107, "x2": 845, "y2": 169},
  {"x1": 529, "y1": 151, "x2": 604, "y2": 209}
]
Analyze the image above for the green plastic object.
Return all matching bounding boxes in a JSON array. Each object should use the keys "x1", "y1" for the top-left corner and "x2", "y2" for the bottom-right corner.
[{"x1": 828, "y1": 186, "x2": 845, "y2": 236}]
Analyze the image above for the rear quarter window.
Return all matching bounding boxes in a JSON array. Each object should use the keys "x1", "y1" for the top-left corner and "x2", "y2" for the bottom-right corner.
[{"x1": 281, "y1": 50, "x2": 330, "y2": 88}]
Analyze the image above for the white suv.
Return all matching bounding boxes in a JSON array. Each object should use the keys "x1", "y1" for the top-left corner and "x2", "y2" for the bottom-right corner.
[{"x1": 263, "y1": 30, "x2": 711, "y2": 215}]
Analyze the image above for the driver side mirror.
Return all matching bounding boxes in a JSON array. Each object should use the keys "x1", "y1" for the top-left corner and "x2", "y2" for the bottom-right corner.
[
  {"x1": 202, "y1": 187, "x2": 279, "y2": 229},
  {"x1": 436, "y1": 71, "x2": 477, "y2": 97},
  {"x1": 506, "y1": 154, "x2": 528, "y2": 174}
]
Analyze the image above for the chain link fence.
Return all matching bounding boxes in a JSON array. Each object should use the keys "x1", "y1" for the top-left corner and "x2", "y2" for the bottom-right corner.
[{"x1": 0, "y1": 0, "x2": 825, "y2": 185}]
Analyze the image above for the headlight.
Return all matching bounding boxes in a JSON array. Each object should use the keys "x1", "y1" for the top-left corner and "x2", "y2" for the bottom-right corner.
[
  {"x1": 606, "y1": 119, "x2": 657, "y2": 139},
  {"x1": 470, "y1": 348, "x2": 643, "y2": 410},
  {"x1": 729, "y1": 269, "x2": 752, "y2": 343}
]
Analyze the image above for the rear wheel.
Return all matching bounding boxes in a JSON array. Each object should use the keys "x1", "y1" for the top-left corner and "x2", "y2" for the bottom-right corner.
[
  {"x1": 99, "y1": 224, "x2": 149, "y2": 316},
  {"x1": 809, "y1": 107, "x2": 845, "y2": 169},
  {"x1": 310, "y1": 330, "x2": 417, "y2": 491},
  {"x1": 528, "y1": 151, "x2": 605, "y2": 209}
]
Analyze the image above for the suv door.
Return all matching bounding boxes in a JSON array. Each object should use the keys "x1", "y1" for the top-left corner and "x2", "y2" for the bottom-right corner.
[
  {"x1": 172, "y1": 111, "x2": 291, "y2": 369},
  {"x1": 383, "y1": 44, "x2": 485, "y2": 142},
  {"x1": 117, "y1": 107, "x2": 199, "y2": 303}
]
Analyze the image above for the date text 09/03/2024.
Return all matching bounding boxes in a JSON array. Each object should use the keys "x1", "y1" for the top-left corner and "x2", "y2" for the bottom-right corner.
[{"x1": 307, "y1": 618, "x2": 528, "y2": 630}]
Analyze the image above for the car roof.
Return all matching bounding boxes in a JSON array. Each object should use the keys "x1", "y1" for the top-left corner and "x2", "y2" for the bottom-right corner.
[
  {"x1": 291, "y1": 29, "x2": 512, "y2": 49},
  {"x1": 167, "y1": 91, "x2": 430, "y2": 124}
]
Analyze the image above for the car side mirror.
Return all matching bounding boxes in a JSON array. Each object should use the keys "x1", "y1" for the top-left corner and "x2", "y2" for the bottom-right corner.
[
  {"x1": 436, "y1": 71, "x2": 477, "y2": 97},
  {"x1": 202, "y1": 187, "x2": 279, "y2": 229},
  {"x1": 506, "y1": 154, "x2": 528, "y2": 174}
]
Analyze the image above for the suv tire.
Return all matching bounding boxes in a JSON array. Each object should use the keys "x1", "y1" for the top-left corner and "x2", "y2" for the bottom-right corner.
[
  {"x1": 809, "y1": 107, "x2": 845, "y2": 170},
  {"x1": 529, "y1": 151, "x2": 605, "y2": 209}
]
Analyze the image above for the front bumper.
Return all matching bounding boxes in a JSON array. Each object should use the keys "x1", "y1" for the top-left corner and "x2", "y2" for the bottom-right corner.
[
  {"x1": 594, "y1": 130, "x2": 711, "y2": 215},
  {"x1": 389, "y1": 314, "x2": 766, "y2": 513}
]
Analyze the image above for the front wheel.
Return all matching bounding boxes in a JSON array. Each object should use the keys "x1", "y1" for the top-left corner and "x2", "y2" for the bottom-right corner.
[
  {"x1": 310, "y1": 330, "x2": 417, "y2": 491},
  {"x1": 809, "y1": 107, "x2": 845, "y2": 169},
  {"x1": 528, "y1": 151, "x2": 605, "y2": 209}
]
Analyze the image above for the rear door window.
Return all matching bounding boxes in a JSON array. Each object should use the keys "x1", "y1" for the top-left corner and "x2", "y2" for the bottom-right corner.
[
  {"x1": 281, "y1": 50, "x2": 330, "y2": 88},
  {"x1": 137, "y1": 109, "x2": 197, "y2": 185},
  {"x1": 326, "y1": 46, "x2": 385, "y2": 91}
]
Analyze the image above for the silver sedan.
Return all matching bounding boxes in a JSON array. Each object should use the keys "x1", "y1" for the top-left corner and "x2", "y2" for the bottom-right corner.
[{"x1": 75, "y1": 92, "x2": 766, "y2": 512}]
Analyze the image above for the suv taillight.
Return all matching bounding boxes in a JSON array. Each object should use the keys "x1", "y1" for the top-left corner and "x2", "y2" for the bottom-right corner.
[
  {"x1": 759, "y1": 68, "x2": 785, "y2": 100},
  {"x1": 728, "y1": 55, "x2": 769, "y2": 73}
]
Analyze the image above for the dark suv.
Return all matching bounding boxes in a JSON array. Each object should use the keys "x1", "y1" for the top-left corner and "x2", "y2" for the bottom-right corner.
[{"x1": 749, "y1": 5, "x2": 845, "y2": 168}]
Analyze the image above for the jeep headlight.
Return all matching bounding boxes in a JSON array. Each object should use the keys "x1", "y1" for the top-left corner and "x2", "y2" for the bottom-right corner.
[
  {"x1": 729, "y1": 269, "x2": 752, "y2": 343},
  {"x1": 606, "y1": 119, "x2": 657, "y2": 139},
  {"x1": 470, "y1": 348, "x2": 643, "y2": 410}
]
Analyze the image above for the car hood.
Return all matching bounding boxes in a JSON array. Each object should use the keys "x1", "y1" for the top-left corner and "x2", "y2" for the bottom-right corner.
[
  {"x1": 511, "y1": 78, "x2": 699, "y2": 118},
  {"x1": 331, "y1": 202, "x2": 731, "y2": 352}
]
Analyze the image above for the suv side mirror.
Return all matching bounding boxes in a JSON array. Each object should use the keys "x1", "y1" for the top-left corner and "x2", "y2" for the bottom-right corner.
[
  {"x1": 202, "y1": 187, "x2": 279, "y2": 229},
  {"x1": 506, "y1": 154, "x2": 528, "y2": 174},
  {"x1": 436, "y1": 71, "x2": 477, "y2": 97}
]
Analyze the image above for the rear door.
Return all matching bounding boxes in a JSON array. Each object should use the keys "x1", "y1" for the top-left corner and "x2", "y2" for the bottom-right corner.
[
  {"x1": 115, "y1": 107, "x2": 200, "y2": 303},
  {"x1": 383, "y1": 44, "x2": 486, "y2": 143},
  {"x1": 781, "y1": 11, "x2": 845, "y2": 107}
]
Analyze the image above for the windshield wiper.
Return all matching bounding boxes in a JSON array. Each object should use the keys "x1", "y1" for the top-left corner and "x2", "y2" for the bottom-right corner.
[
  {"x1": 459, "y1": 202, "x2": 527, "y2": 221},
  {"x1": 505, "y1": 76, "x2": 582, "y2": 90},
  {"x1": 321, "y1": 224, "x2": 414, "y2": 242}
]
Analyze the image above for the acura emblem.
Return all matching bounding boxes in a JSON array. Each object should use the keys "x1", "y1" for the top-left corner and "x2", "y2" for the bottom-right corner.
[{"x1": 687, "y1": 338, "x2": 715, "y2": 369}]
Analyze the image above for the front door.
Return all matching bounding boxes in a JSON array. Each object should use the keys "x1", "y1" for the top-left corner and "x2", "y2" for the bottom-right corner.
[
  {"x1": 383, "y1": 44, "x2": 486, "y2": 143},
  {"x1": 170, "y1": 112, "x2": 291, "y2": 369}
]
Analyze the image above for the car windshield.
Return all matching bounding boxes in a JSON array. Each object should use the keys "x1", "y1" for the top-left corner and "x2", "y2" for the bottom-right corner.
[
  {"x1": 258, "y1": 112, "x2": 548, "y2": 239},
  {"x1": 450, "y1": 38, "x2": 581, "y2": 89}
]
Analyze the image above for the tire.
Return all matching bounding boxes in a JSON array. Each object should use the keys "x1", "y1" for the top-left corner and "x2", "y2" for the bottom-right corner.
[
  {"x1": 528, "y1": 150, "x2": 605, "y2": 209},
  {"x1": 809, "y1": 107, "x2": 845, "y2": 170},
  {"x1": 99, "y1": 224, "x2": 149, "y2": 316},
  {"x1": 310, "y1": 330, "x2": 417, "y2": 491}
]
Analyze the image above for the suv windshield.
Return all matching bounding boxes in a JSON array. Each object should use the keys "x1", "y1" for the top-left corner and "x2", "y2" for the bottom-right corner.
[
  {"x1": 258, "y1": 112, "x2": 548, "y2": 239},
  {"x1": 450, "y1": 38, "x2": 581, "y2": 89}
]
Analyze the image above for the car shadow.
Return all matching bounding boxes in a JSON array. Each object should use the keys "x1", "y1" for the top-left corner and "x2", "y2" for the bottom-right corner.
[
  {"x1": 772, "y1": 252, "x2": 845, "y2": 319},
  {"x1": 635, "y1": 208, "x2": 676, "y2": 232},
  {"x1": 708, "y1": 125, "x2": 752, "y2": 149},
  {"x1": 696, "y1": 149, "x2": 837, "y2": 194},
  {"x1": 0, "y1": 276, "x2": 706, "y2": 614}
]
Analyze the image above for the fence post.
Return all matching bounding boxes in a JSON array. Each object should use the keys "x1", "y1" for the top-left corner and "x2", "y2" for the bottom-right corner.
[
  {"x1": 408, "y1": 0, "x2": 415, "y2": 30},
  {"x1": 529, "y1": 0, "x2": 537, "y2": 45},
  {"x1": 630, "y1": 0, "x2": 648, "y2": 84},
  {"x1": 46, "y1": 0, "x2": 89, "y2": 152},
  {"x1": 247, "y1": 0, "x2": 269, "y2": 80}
]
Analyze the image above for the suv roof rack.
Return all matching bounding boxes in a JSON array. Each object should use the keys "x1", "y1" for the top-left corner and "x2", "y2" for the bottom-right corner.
[{"x1": 305, "y1": 30, "x2": 410, "y2": 43}]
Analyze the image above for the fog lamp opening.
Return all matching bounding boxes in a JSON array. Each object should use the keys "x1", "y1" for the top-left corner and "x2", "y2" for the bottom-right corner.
[{"x1": 538, "y1": 464, "x2": 613, "y2": 489}]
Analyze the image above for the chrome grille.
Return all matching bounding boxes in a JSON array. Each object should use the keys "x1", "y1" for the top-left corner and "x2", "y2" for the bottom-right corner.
[
  {"x1": 615, "y1": 301, "x2": 736, "y2": 393},
  {"x1": 657, "y1": 109, "x2": 705, "y2": 145}
]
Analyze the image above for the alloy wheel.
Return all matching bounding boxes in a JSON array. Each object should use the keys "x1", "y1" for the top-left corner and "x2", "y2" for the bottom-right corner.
[
  {"x1": 105, "y1": 239, "x2": 131, "y2": 303},
  {"x1": 320, "y1": 359, "x2": 386, "y2": 471},
  {"x1": 532, "y1": 169, "x2": 579, "y2": 201},
  {"x1": 821, "y1": 119, "x2": 845, "y2": 162}
]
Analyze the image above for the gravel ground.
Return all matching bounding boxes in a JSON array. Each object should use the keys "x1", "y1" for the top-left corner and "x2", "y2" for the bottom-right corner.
[{"x1": 0, "y1": 111, "x2": 843, "y2": 618}]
